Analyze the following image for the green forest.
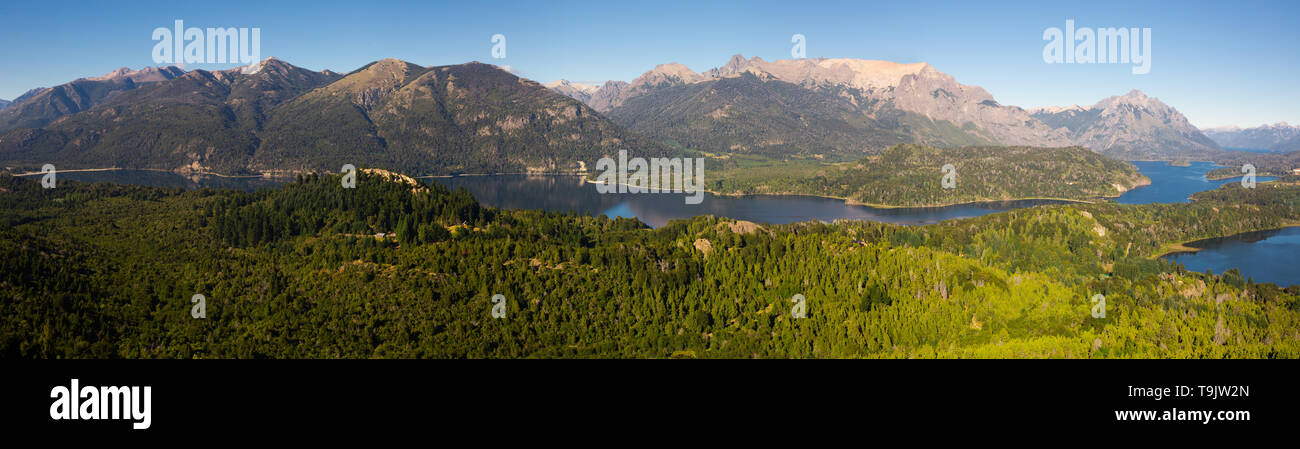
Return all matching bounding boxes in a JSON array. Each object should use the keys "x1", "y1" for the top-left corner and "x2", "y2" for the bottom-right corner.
[
  {"x1": 1208, "y1": 150, "x2": 1300, "y2": 180},
  {"x1": 706, "y1": 144, "x2": 1149, "y2": 207},
  {"x1": 1, "y1": 171, "x2": 1298, "y2": 358}
]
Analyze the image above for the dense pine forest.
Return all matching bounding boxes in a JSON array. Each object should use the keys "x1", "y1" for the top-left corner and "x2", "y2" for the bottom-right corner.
[{"x1": 1, "y1": 171, "x2": 1298, "y2": 358}]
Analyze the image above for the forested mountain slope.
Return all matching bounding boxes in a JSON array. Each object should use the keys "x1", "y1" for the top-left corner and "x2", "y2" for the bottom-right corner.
[{"x1": 0, "y1": 59, "x2": 667, "y2": 176}]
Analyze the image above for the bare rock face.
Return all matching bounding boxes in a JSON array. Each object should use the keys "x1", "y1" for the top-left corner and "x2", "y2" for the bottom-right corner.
[
  {"x1": 1032, "y1": 90, "x2": 1221, "y2": 158},
  {"x1": 548, "y1": 55, "x2": 1219, "y2": 159},
  {"x1": 585, "y1": 80, "x2": 630, "y2": 112},
  {"x1": 552, "y1": 54, "x2": 1072, "y2": 148},
  {"x1": 583, "y1": 63, "x2": 708, "y2": 112},
  {"x1": 88, "y1": 66, "x2": 186, "y2": 83},
  {"x1": 711, "y1": 56, "x2": 1071, "y2": 147},
  {"x1": 888, "y1": 65, "x2": 1072, "y2": 147},
  {"x1": 693, "y1": 238, "x2": 713, "y2": 256},
  {"x1": 544, "y1": 80, "x2": 600, "y2": 105},
  {"x1": 703, "y1": 54, "x2": 931, "y2": 92}
]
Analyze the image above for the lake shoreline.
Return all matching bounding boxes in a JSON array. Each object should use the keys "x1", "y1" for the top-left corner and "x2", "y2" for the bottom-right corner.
[
  {"x1": 582, "y1": 177, "x2": 1136, "y2": 210},
  {"x1": 11, "y1": 167, "x2": 267, "y2": 179},
  {"x1": 10, "y1": 166, "x2": 601, "y2": 181},
  {"x1": 1154, "y1": 222, "x2": 1300, "y2": 259}
]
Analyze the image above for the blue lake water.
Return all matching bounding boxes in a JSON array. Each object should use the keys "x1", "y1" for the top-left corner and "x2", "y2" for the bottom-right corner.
[
  {"x1": 1165, "y1": 227, "x2": 1300, "y2": 286},
  {"x1": 1113, "y1": 161, "x2": 1293, "y2": 286},
  {"x1": 21, "y1": 169, "x2": 289, "y2": 191},
  {"x1": 23, "y1": 161, "x2": 1276, "y2": 227},
  {"x1": 428, "y1": 174, "x2": 1071, "y2": 228},
  {"x1": 1116, "y1": 161, "x2": 1274, "y2": 204}
]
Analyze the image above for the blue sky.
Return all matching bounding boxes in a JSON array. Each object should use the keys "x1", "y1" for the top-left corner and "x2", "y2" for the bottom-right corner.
[{"x1": 0, "y1": 0, "x2": 1295, "y2": 128}]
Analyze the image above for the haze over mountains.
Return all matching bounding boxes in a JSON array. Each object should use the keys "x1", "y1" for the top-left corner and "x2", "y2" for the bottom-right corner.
[
  {"x1": 550, "y1": 54, "x2": 1224, "y2": 159},
  {"x1": 1202, "y1": 122, "x2": 1300, "y2": 152}
]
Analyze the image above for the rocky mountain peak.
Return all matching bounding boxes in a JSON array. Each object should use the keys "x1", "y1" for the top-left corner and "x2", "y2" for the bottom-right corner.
[
  {"x1": 87, "y1": 65, "x2": 185, "y2": 83},
  {"x1": 545, "y1": 79, "x2": 601, "y2": 104},
  {"x1": 633, "y1": 63, "x2": 704, "y2": 86},
  {"x1": 1095, "y1": 89, "x2": 1162, "y2": 111},
  {"x1": 1032, "y1": 89, "x2": 1219, "y2": 157}
]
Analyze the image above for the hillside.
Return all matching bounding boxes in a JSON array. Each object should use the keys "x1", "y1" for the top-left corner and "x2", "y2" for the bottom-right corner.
[
  {"x1": 606, "y1": 72, "x2": 929, "y2": 156},
  {"x1": 0, "y1": 59, "x2": 667, "y2": 176},
  {"x1": 0, "y1": 59, "x2": 339, "y2": 174},
  {"x1": 256, "y1": 59, "x2": 668, "y2": 174},
  {"x1": 0, "y1": 66, "x2": 185, "y2": 131}
]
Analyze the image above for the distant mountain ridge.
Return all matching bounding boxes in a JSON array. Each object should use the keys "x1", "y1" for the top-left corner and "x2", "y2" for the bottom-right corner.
[
  {"x1": 543, "y1": 80, "x2": 600, "y2": 105},
  {"x1": 1202, "y1": 122, "x2": 1300, "y2": 152},
  {"x1": 1029, "y1": 90, "x2": 1220, "y2": 159}
]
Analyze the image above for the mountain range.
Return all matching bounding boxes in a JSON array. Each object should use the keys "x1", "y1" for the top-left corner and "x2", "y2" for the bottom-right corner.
[
  {"x1": 0, "y1": 58, "x2": 666, "y2": 175},
  {"x1": 1202, "y1": 122, "x2": 1300, "y2": 152},
  {"x1": 550, "y1": 54, "x2": 1223, "y2": 159},
  {"x1": 0, "y1": 54, "x2": 1245, "y2": 176}
]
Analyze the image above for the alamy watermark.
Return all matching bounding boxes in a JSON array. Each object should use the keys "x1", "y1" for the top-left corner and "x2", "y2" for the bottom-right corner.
[
  {"x1": 1091, "y1": 293, "x2": 1106, "y2": 319},
  {"x1": 1043, "y1": 20, "x2": 1151, "y2": 75},
  {"x1": 593, "y1": 150, "x2": 705, "y2": 205},
  {"x1": 341, "y1": 164, "x2": 357, "y2": 189},
  {"x1": 152, "y1": 20, "x2": 260, "y2": 65},
  {"x1": 791, "y1": 34, "x2": 806, "y2": 59},
  {"x1": 191, "y1": 294, "x2": 206, "y2": 319},
  {"x1": 49, "y1": 379, "x2": 151, "y2": 430},
  {"x1": 41, "y1": 164, "x2": 56, "y2": 189},
  {"x1": 490, "y1": 294, "x2": 507, "y2": 319},
  {"x1": 491, "y1": 34, "x2": 506, "y2": 59},
  {"x1": 941, "y1": 163, "x2": 957, "y2": 189}
]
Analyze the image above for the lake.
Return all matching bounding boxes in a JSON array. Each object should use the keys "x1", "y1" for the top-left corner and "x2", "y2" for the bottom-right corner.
[
  {"x1": 23, "y1": 169, "x2": 289, "y2": 191},
  {"x1": 20, "y1": 164, "x2": 1296, "y2": 284},
  {"x1": 1115, "y1": 161, "x2": 1293, "y2": 286},
  {"x1": 23, "y1": 161, "x2": 1275, "y2": 228},
  {"x1": 1116, "y1": 161, "x2": 1274, "y2": 204},
  {"x1": 1165, "y1": 227, "x2": 1300, "y2": 286},
  {"x1": 429, "y1": 174, "x2": 1072, "y2": 228}
]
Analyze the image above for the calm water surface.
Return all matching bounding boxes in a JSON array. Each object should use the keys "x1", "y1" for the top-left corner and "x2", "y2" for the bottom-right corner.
[
  {"x1": 1116, "y1": 161, "x2": 1274, "y2": 204},
  {"x1": 1165, "y1": 227, "x2": 1300, "y2": 286}
]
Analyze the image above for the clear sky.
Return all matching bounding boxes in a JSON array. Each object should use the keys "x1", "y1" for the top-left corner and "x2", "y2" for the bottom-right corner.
[{"x1": 1, "y1": 0, "x2": 1295, "y2": 128}]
